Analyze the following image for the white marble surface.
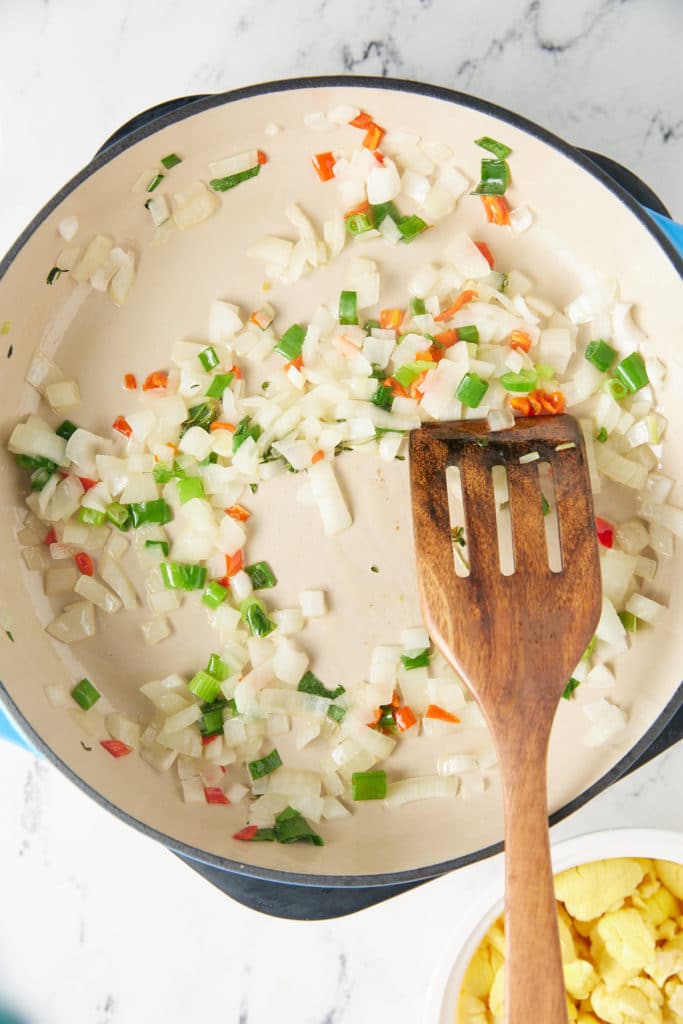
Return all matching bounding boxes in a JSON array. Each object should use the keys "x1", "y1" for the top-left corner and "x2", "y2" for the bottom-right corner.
[{"x1": 0, "y1": 1, "x2": 682, "y2": 1022}]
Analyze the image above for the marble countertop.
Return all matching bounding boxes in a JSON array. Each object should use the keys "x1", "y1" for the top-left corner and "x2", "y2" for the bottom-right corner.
[{"x1": 1, "y1": 1, "x2": 681, "y2": 1022}]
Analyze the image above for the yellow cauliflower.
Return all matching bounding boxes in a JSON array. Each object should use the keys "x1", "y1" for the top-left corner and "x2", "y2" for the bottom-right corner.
[
  {"x1": 590, "y1": 981, "x2": 662, "y2": 1024},
  {"x1": 665, "y1": 977, "x2": 683, "y2": 1019},
  {"x1": 655, "y1": 861, "x2": 683, "y2": 901},
  {"x1": 461, "y1": 940, "x2": 503, "y2": 1000},
  {"x1": 593, "y1": 908, "x2": 656, "y2": 974},
  {"x1": 555, "y1": 860, "x2": 645, "y2": 921},
  {"x1": 633, "y1": 884, "x2": 680, "y2": 929},
  {"x1": 456, "y1": 991, "x2": 491, "y2": 1024},
  {"x1": 564, "y1": 959, "x2": 600, "y2": 1000},
  {"x1": 488, "y1": 965, "x2": 504, "y2": 1020}
]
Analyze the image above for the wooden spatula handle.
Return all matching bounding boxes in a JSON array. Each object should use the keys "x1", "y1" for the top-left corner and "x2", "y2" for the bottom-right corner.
[{"x1": 500, "y1": 728, "x2": 568, "y2": 1024}]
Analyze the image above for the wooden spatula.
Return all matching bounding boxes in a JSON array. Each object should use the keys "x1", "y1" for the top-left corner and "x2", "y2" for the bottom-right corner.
[{"x1": 409, "y1": 414, "x2": 601, "y2": 1024}]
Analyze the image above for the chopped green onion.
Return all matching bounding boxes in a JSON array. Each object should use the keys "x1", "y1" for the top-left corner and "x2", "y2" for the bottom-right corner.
[
  {"x1": 152, "y1": 462, "x2": 176, "y2": 484},
  {"x1": 30, "y1": 466, "x2": 54, "y2": 491},
  {"x1": 535, "y1": 363, "x2": 555, "y2": 381},
  {"x1": 160, "y1": 561, "x2": 207, "y2": 590},
  {"x1": 233, "y1": 416, "x2": 261, "y2": 453},
  {"x1": 46, "y1": 266, "x2": 67, "y2": 285},
  {"x1": 71, "y1": 678, "x2": 100, "y2": 710},
  {"x1": 105, "y1": 502, "x2": 132, "y2": 530},
  {"x1": 377, "y1": 706, "x2": 396, "y2": 731},
  {"x1": 210, "y1": 164, "x2": 260, "y2": 191},
  {"x1": 475, "y1": 136, "x2": 512, "y2": 160},
  {"x1": 56, "y1": 419, "x2": 78, "y2": 440},
  {"x1": 400, "y1": 649, "x2": 430, "y2": 670},
  {"x1": 176, "y1": 477, "x2": 205, "y2": 504},
  {"x1": 607, "y1": 378, "x2": 628, "y2": 401},
  {"x1": 596, "y1": 427, "x2": 609, "y2": 443},
  {"x1": 456, "y1": 372, "x2": 489, "y2": 409},
  {"x1": 145, "y1": 539, "x2": 169, "y2": 557},
  {"x1": 370, "y1": 201, "x2": 400, "y2": 227},
  {"x1": 198, "y1": 699, "x2": 227, "y2": 737},
  {"x1": 582, "y1": 635, "x2": 597, "y2": 661},
  {"x1": 207, "y1": 653, "x2": 230, "y2": 682},
  {"x1": 202, "y1": 580, "x2": 229, "y2": 609},
  {"x1": 15, "y1": 454, "x2": 57, "y2": 471},
  {"x1": 351, "y1": 770, "x2": 387, "y2": 801},
  {"x1": 345, "y1": 212, "x2": 372, "y2": 236},
  {"x1": 161, "y1": 153, "x2": 182, "y2": 170},
  {"x1": 147, "y1": 173, "x2": 164, "y2": 192},
  {"x1": 205, "y1": 372, "x2": 234, "y2": 399},
  {"x1": 200, "y1": 452, "x2": 219, "y2": 466},
  {"x1": 244, "y1": 561, "x2": 277, "y2": 590},
  {"x1": 327, "y1": 704, "x2": 346, "y2": 724},
  {"x1": 562, "y1": 677, "x2": 581, "y2": 700},
  {"x1": 248, "y1": 748, "x2": 282, "y2": 780},
  {"x1": 240, "y1": 597, "x2": 276, "y2": 638},
  {"x1": 188, "y1": 670, "x2": 222, "y2": 702},
  {"x1": 541, "y1": 495, "x2": 551, "y2": 516},
  {"x1": 275, "y1": 323, "x2": 306, "y2": 361},
  {"x1": 585, "y1": 339, "x2": 617, "y2": 373},
  {"x1": 371, "y1": 384, "x2": 394, "y2": 412},
  {"x1": 273, "y1": 806, "x2": 324, "y2": 846},
  {"x1": 393, "y1": 360, "x2": 434, "y2": 389},
  {"x1": 472, "y1": 158, "x2": 510, "y2": 196},
  {"x1": 128, "y1": 499, "x2": 172, "y2": 527},
  {"x1": 397, "y1": 214, "x2": 428, "y2": 242},
  {"x1": 78, "y1": 506, "x2": 106, "y2": 527},
  {"x1": 500, "y1": 369, "x2": 537, "y2": 393},
  {"x1": 297, "y1": 670, "x2": 344, "y2": 701},
  {"x1": 457, "y1": 325, "x2": 479, "y2": 344},
  {"x1": 252, "y1": 827, "x2": 276, "y2": 842},
  {"x1": 339, "y1": 290, "x2": 359, "y2": 326},
  {"x1": 409, "y1": 296, "x2": 426, "y2": 316},
  {"x1": 365, "y1": 319, "x2": 381, "y2": 332},
  {"x1": 618, "y1": 610, "x2": 639, "y2": 633},
  {"x1": 614, "y1": 352, "x2": 649, "y2": 394},
  {"x1": 198, "y1": 346, "x2": 219, "y2": 371},
  {"x1": 180, "y1": 401, "x2": 217, "y2": 436}
]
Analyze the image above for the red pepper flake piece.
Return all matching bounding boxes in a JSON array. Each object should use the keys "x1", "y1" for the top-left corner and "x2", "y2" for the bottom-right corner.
[
  {"x1": 363, "y1": 123, "x2": 385, "y2": 151},
  {"x1": 257, "y1": 150, "x2": 268, "y2": 165},
  {"x1": 142, "y1": 370, "x2": 169, "y2": 391},
  {"x1": 312, "y1": 151, "x2": 336, "y2": 181},
  {"x1": 474, "y1": 241, "x2": 495, "y2": 268},
  {"x1": 44, "y1": 526, "x2": 58, "y2": 546},
  {"x1": 204, "y1": 787, "x2": 230, "y2": 805},
  {"x1": 78, "y1": 477, "x2": 98, "y2": 491},
  {"x1": 434, "y1": 290, "x2": 478, "y2": 322},
  {"x1": 595, "y1": 516, "x2": 614, "y2": 548},
  {"x1": 481, "y1": 195, "x2": 510, "y2": 226},
  {"x1": 349, "y1": 111, "x2": 374, "y2": 129},
  {"x1": 225, "y1": 549, "x2": 244, "y2": 578},
  {"x1": 233, "y1": 825, "x2": 258, "y2": 841},
  {"x1": 425, "y1": 704, "x2": 461, "y2": 723},
  {"x1": 311, "y1": 449, "x2": 325, "y2": 465},
  {"x1": 201, "y1": 735, "x2": 219, "y2": 747},
  {"x1": 112, "y1": 415, "x2": 132, "y2": 438},
  {"x1": 373, "y1": 150, "x2": 385, "y2": 165},
  {"x1": 75, "y1": 552, "x2": 94, "y2": 576},
  {"x1": 123, "y1": 373, "x2": 137, "y2": 390},
  {"x1": 434, "y1": 329, "x2": 459, "y2": 349},
  {"x1": 100, "y1": 739, "x2": 132, "y2": 758},
  {"x1": 225, "y1": 504, "x2": 251, "y2": 522}
]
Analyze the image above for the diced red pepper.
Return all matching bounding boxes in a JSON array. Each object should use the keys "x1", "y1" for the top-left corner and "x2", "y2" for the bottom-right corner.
[
  {"x1": 44, "y1": 526, "x2": 58, "y2": 546},
  {"x1": 233, "y1": 825, "x2": 258, "y2": 841},
  {"x1": 481, "y1": 195, "x2": 510, "y2": 226},
  {"x1": 595, "y1": 516, "x2": 614, "y2": 548},
  {"x1": 204, "y1": 787, "x2": 230, "y2": 805},
  {"x1": 394, "y1": 705, "x2": 417, "y2": 731},
  {"x1": 201, "y1": 735, "x2": 219, "y2": 747},
  {"x1": 142, "y1": 370, "x2": 169, "y2": 391},
  {"x1": 373, "y1": 150, "x2": 385, "y2": 165},
  {"x1": 75, "y1": 552, "x2": 93, "y2": 576},
  {"x1": 434, "y1": 329, "x2": 459, "y2": 348},
  {"x1": 510, "y1": 330, "x2": 531, "y2": 353},
  {"x1": 363, "y1": 123, "x2": 384, "y2": 151},
  {"x1": 78, "y1": 477, "x2": 98, "y2": 492},
  {"x1": 123, "y1": 373, "x2": 137, "y2": 390},
  {"x1": 225, "y1": 549, "x2": 244, "y2": 578},
  {"x1": 216, "y1": 576, "x2": 230, "y2": 588},
  {"x1": 100, "y1": 739, "x2": 132, "y2": 758},
  {"x1": 474, "y1": 241, "x2": 494, "y2": 268},
  {"x1": 425, "y1": 704, "x2": 461, "y2": 723},
  {"x1": 434, "y1": 290, "x2": 478, "y2": 322},
  {"x1": 312, "y1": 152, "x2": 336, "y2": 181},
  {"x1": 257, "y1": 150, "x2": 268, "y2": 165},
  {"x1": 112, "y1": 416, "x2": 132, "y2": 438},
  {"x1": 349, "y1": 111, "x2": 373, "y2": 129},
  {"x1": 225, "y1": 504, "x2": 251, "y2": 522}
]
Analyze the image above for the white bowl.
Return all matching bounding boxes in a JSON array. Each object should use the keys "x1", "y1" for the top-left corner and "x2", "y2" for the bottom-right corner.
[{"x1": 424, "y1": 827, "x2": 683, "y2": 1024}]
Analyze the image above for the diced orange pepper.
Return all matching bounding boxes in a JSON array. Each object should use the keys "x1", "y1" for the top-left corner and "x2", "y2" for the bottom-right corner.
[
  {"x1": 225, "y1": 504, "x2": 250, "y2": 522},
  {"x1": 230, "y1": 364, "x2": 243, "y2": 380},
  {"x1": 373, "y1": 150, "x2": 385, "y2": 165},
  {"x1": 428, "y1": 345, "x2": 445, "y2": 363},
  {"x1": 510, "y1": 396, "x2": 531, "y2": 416},
  {"x1": 349, "y1": 111, "x2": 374, "y2": 129},
  {"x1": 379, "y1": 308, "x2": 404, "y2": 330},
  {"x1": 382, "y1": 376, "x2": 409, "y2": 398},
  {"x1": 345, "y1": 199, "x2": 370, "y2": 219},
  {"x1": 425, "y1": 704, "x2": 460, "y2": 724},
  {"x1": 311, "y1": 449, "x2": 325, "y2": 464},
  {"x1": 481, "y1": 195, "x2": 510, "y2": 226},
  {"x1": 509, "y1": 330, "x2": 531, "y2": 353},
  {"x1": 312, "y1": 152, "x2": 335, "y2": 181},
  {"x1": 434, "y1": 290, "x2": 478, "y2": 322},
  {"x1": 166, "y1": 443, "x2": 179, "y2": 455},
  {"x1": 391, "y1": 691, "x2": 400, "y2": 708},
  {"x1": 112, "y1": 415, "x2": 132, "y2": 438},
  {"x1": 363, "y1": 123, "x2": 384, "y2": 151},
  {"x1": 225, "y1": 550, "x2": 243, "y2": 578},
  {"x1": 283, "y1": 355, "x2": 303, "y2": 372},
  {"x1": 142, "y1": 370, "x2": 168, "y2": 391},
  {"x1": 409, "y1": 371, "x2": 429, "y2": 399},
  {"x1": 210, "y1": 421, "x2": 235, "y2": 432},
  {"x1": 394, "y1": 706, "x2": 417, "y2": 732},
  {"x1": 474, "y1": 241, "x2": 494, "y2": 268},
  {"x1": 415, "y1": 350, "x2": 435, "y2": 362},
  {"x1": 367, "y1": 707, "x2": 383, "y2": 727},
  {"x1": 257, "y1": 150, "x2": 268, "y2": 165},
  {"x1": 528, "y1": 392, "x2": 543, "y2": 415},
  {"x1": 123, "y1": 373, "x2": 137, "y2": 390},
  {"x1": 433, "y1": 329, "x2": 459, "y2": 348},
  {"x1": 538, "y1": 389, "x2": 565, "y2": 414}
]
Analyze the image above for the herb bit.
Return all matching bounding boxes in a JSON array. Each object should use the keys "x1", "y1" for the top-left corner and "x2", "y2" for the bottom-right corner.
[
  {"x1": 370, "y1": 565, "x2": 379, "y2": 574},
  {"x1": 46, "y1": 266, "x2": 68, "y2": 286},
  {"x1": 451, "y1": 526, "x2": 469, "y2": 570}
]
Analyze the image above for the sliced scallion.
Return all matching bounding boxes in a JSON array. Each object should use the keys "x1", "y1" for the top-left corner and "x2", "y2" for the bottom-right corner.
[
  {"x1": 244, "y1": 561, "x2": 277, "y2": 590},
  {"x1": 188, "y1": 670, "x2": 222, "y2": 702},
  {"x1": 345, "y1": 212, "x2": 373, "y2": 236},
  {"x1": 210, "y1": 164, "x2": 260, "y2": 192},
  {"x1": 198, "y1": 346, "x2": 219, "y2": 371},
  {"x1": 205, "y1": 372, "x2": 234, "y2": 399},
  {"x1": 145, "y1": 539, "x2": 169, "y2": 557},
  {"x1": 202, "y1": 580, "x2": 229, "y2": 609},
  {"x1": 400, "y1": 649, "x2": 430, "y2": 670},
  {"x1": 562, "y1": 677, "x2": 581, "y2": 700},
  {"x1": 500, "y1": 369, "x2": 537, "y2": 393},
  {"x1": 233, "y1": 416, "x2": 261, "y2": 452},
  {"x1": 275, "y1": 324, "x2": 306, "y2": 361},
  {"x1": 56, "y1": 419, "x2": 78, "y2": 440},
  {"x1": 160, "y1": 561, "x2": 207, "y2": 590},
  {"x1": 273, "y1": 806, "x2": 323, "y2": 845},
  {"x1": 160, "y1": 153, "x2": 182, "y2": 170},
  {"x1": 147, "y1": 173, "x2": 164, "y2": 193},
  {"x1": 240, "y1": 597, "x2": 276, "y2": 638},
  {"x1": 585, "y1": 339, "x2": 617, "y2": 373},
  {"x1": 207, "y1": 653, "x2": 229, "y2": 681},
  {"x1": 248, "y1": 748, "x2": 282, "y2": 780},
  {"x1": 105, "y1": 502, "x2": 132, "y2": 530},
  {"x1": 297, "y1": 670, "x2": 344, "y2": 701},
  {"x1": 176, "y1": 477, "x2": 205, "y2": 504},
  {"x1": 339, "y1": 290, "x2": 359, "y2": 326},
  {"x1": 180, "y1": 401, "x2": 217, "y2": 436},
  {"x1": 614, "y1": 352, "x2": 649, "y2": 394},
  {"x1": 371, "y1": 384, "x2": 394, "y2": 411},
  {"x1": 456, "y1": 372, "x2": 489, "y2": 409},
  {"x1": 475, "y1": 136, "x2": 512, "y2": 160},
  {"x1": 472, "y1": 158, "x2": 510, "y2": 196},
  {"x1": 351, "y1": 770, "x2": 387, "y2": 801},
  {"x1": 72, "y1": 678, "x2": 100, "y2": 710},
  {"x1": 78, "y1": 507, "x2": 106, "y2": 527},
  {"x1": 397, "y1": 214, "x2": 428, "y2": 242}
]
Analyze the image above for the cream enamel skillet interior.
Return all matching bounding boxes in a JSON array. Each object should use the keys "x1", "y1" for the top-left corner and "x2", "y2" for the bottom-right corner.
[{"x1": 0, "y1": 78, "x2": 681, "y2": 887}]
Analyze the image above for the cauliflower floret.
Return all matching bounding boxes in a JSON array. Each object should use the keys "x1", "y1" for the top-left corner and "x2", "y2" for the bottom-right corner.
[
  {"x1": 656, "y1": 861, "x2": 683, "y2": 901},
  {"x1": 633, "y1": 884, "x2": 680, "y2": 928},
  {"x1": 565, "y1": 959, "x2": 600, "y2": 1001},
  {"x1": 559, "y1": 911, "x2": 578, "y2": 963},
  {"x1": 665, "y1": 977, "x2": 683, "y2": 1020},
  {"x1": 556, "y1": 860, "x2": 645, "y2": 921},
  {"x1": 593, "y1": 908, "x2": 656, "y2": 975},
  {"x1": 456, "y1": 991, "x2": 491, "y2": 1024},
  {"x1": 590, "y1": 981, "x2": 662, "y2": 1024},
  {"x1": 488, "y1": 965, "x2": 505, "y2": 1020},
  {"x1": 461, "y1": 939, "x2": 503, "y2": 1000},
  {"x1": 646, "y1": 935, "x2": 683, "y2": 987}
]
